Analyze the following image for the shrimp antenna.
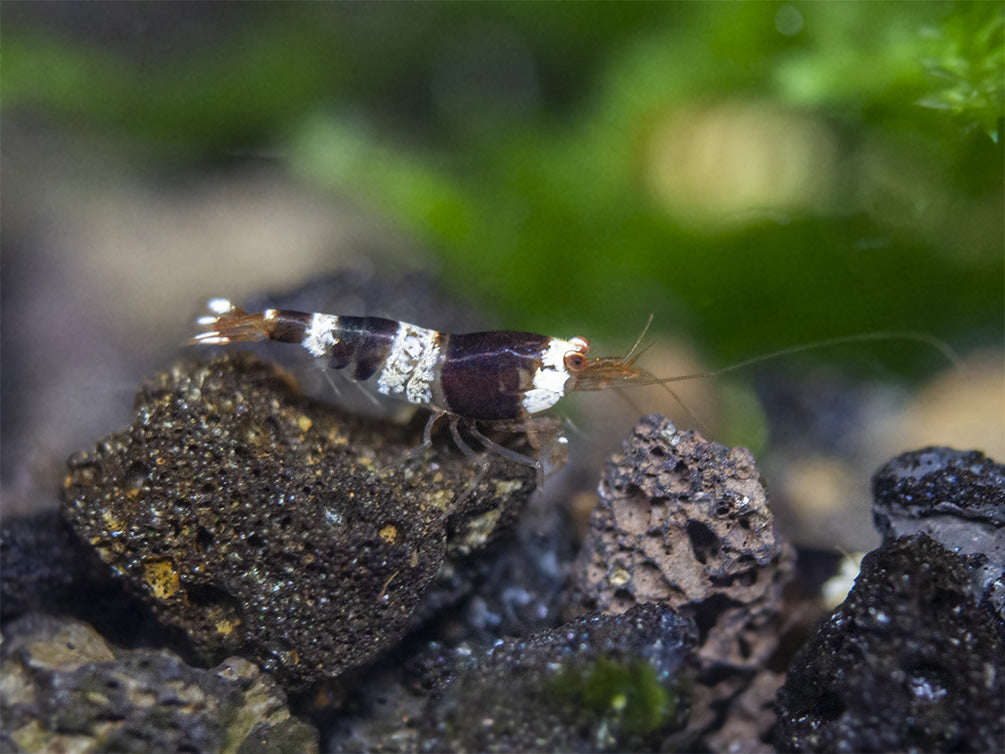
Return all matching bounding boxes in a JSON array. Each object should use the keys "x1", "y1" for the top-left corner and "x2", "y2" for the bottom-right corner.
[
  {"x1": 650, "y1": 331, "x2": 961, "y2": 387},
  {"x1": 623, "y1": 313, "x2": 655, "y2": 364},
  {"x1": 602, "y1": 313, "x2": 710, "y2": 430}
]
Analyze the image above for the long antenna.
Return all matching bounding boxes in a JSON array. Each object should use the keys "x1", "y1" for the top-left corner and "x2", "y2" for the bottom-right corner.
[
  {"x1": 622, "y1": 313, "x2": 655, "y2": 364},
  {"x1": 648, "y1": 331, "x2": 961, "y2": 386}
]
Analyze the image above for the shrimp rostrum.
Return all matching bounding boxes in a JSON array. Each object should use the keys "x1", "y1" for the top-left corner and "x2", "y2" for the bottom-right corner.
[{"x1": 193, "y1": 298, "x2": 668, "y2": 479}]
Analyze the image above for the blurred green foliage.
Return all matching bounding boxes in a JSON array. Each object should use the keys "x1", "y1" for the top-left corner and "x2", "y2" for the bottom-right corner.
[{"x1": 3, "y1": 1, "x2": 1002, "y2": 374}]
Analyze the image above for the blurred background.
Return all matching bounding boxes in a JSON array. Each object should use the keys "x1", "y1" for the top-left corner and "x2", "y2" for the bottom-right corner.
[{"x1": 2, "y1": 2, "x2": 1002, "y2": 550}]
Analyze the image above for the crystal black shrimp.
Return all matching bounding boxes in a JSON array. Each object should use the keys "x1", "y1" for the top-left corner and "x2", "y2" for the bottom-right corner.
[
  {"x1": 193, "y1": 298, "x2": 958, "y2": 479},
  {"x1": 192, "y1": 298, "x2": 676, "y2": 478}
]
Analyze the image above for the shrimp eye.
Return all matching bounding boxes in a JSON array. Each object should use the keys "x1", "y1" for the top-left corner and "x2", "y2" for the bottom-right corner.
[{"x1": 564, "y1": 352, "x2": 588, "y2": 371}]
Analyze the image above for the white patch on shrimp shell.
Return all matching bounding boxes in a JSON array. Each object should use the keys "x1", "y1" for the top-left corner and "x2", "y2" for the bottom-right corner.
[
  {"x1": 302, "y1": 313, "x2": 340, "y2": 357},
  {"x1": 207, "y1": 297, "x2": 235, "y2": 315},
  {"x1": 378, "y1": 323, "x2": 441, "y2": 405},
  {"x1": 522, "y1": 337, "x2": 576, "y2": 415}
]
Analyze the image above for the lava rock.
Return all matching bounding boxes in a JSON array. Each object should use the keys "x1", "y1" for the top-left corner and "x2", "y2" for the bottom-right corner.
[
  {"x1": 324, "y1": 606, "x2": 697, "y2": 753},
  {"x1": 318, "y1": 495, "x2": 582, "y2": 751},
  {"x1": 61, "y1": 352, "x2": 535, "y2": 688},
  {"x1": 774, "y1": 534, "x2": 1005, "y2": 753},
  {"x1": 415, "y1": 602, "x2": 697, "y2": 753},
  {"x1": 568, "y1": 415, "x2": 793, "y2": 748},
  {"x1": 0, "y1": 613, "x2": 318, "y2": 753},
  {"x1": 1, "y1": 509, "x2": 190, "y2": 654},
  {"x1": 872, "y1": 446, "x2": 1005, "y2": 616}
]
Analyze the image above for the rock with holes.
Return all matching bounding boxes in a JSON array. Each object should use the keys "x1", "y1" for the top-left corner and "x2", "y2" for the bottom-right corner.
[
  {"x1": 774, "y1": 534, "x2": 1005, "y2": 752},
  {"x1": 872, "y1": 446, "x2": 1005, "y2": 619},
  {"x1": 61, "y1": 352, "x2": 535, "y2": 689},
  {"x1": 568, "y1": 415, "x2": 793, "y2": 749},
  {"x1": 1, "y1": 613, "x2": 318, "y2": 753}
]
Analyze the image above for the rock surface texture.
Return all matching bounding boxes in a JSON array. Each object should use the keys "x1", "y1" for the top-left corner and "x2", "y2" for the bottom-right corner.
[
  {"x1": 776, "y1": 445, "x2": 1005, "y2": 752},
  {"x1": 329, "y1": 602, "x2": 698, "y2": 753},
  {"x1": 0, "y1": 614, "x2": 317, "y2": 753},
  {"x1": 420, "y1": 603, "x2": 697, "y2": 753},
  {"x1": 774, "y1": 534, "x2": 1004, "y2": 752},
  {"x1": 61, "y1": 352, "x2": 535, "y2": 688},
  {"x1": 873, "y1": 446, "x2": 1005, "y2": 617},
  {"x1": 569, "y1": 415, "x2": 793, "y2": 750}
]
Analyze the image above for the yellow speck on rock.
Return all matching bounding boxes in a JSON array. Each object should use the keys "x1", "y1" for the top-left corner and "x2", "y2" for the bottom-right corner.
[
  {"x1": 215, "y1": 618, "x2": 237, "y2": 637},
  {"x1": 493, "y1": 479, "x2": 523, "y2": 497},
  {"x1": 379, "y1": 524, "x2": 399, "y2": 545},
  {"x1": 143, "y1": 559, "x2": 182, "y2": 600},
  {"x1": 610, "y1": 566, "x2": 631, "y2": 587},
  {"x1": 101, "y1": 510, "x2": 123, "y2": 530},
  {"x1": 429, "y1": 490, "x2": 453, "y2": 511}
]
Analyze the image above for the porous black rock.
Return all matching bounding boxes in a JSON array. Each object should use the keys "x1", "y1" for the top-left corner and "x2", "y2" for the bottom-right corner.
[
  {"x1": 774, "y1": 534, "x2": 1005, "y2": 753},
  {"x1": 1, "y1": 614, "x2": 318, "y2": 753},
  {"x1": 872, "y1": 446, "x2": 1005, "y2": 616},
  {"x1": 318, "y1": 494, "x2": 583, "y2": 751},
  {"x1": 61, "y1": 352, "x2": 535, "y2": 688},
  {"x1": 415, "y1": 602, "x2": 697, "y2": 753},
  {"x1": 327, "y1": 605, "x2": 697, "y2": 753},
  {"x1": 872, "y1": 446, "x2": 1005, "y2": 535}
]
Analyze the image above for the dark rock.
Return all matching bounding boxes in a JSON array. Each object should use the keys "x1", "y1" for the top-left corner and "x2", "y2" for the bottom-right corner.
[
  {"x1": 413, "y1": 602, "x2": 697, "y2": 753},
  {"x1": 416, "y1": 491, "x2": 577, "y2": 646},
  {"x1": 872, "y1": 447, "x2": 1004, "y2": 526},
  {"x1": 61, "y1": 352, "x2": 535, "y2": 688},
  {"x1": 774, "y1": 534, "x2": 1005, "y2": 753},
  {"x1": 318, "y1": 494, "x2": 582, "y2": 751},
  {"x1": 0, "y1": 510, "x2": 191, "y2": 654},
  {"x1": 1, "y1": 509, "x2": 103, "y2": 620},
  {"x1": 324, "y1": 604, "x2": 697, "y2": 753},
  {"x1": 0, "y1": 613, "x2": 318, "y2": 753},
  {"x1": 872, "y1": 446, "x2": 1005, "y2": 616},
  {"x1": 568, "y1": 415, "x2": 793, "y2": 749}
]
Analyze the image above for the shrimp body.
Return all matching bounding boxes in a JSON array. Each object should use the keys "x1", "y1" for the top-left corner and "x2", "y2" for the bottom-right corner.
[
  {"x1": 194, "y1": 298, "x2": 595, "y2": 422},
  {"x1": 194, "y1": 298, "x2": 948, "y2": 477}
]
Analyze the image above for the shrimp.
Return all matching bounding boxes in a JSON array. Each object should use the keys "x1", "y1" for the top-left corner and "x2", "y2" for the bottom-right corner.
[
  {"x1": 193, "y1": 298, "x2": 957, "y2": 478},
  {"x1": 193, "y1": 298, "x2": 593, "y2": 477}
]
